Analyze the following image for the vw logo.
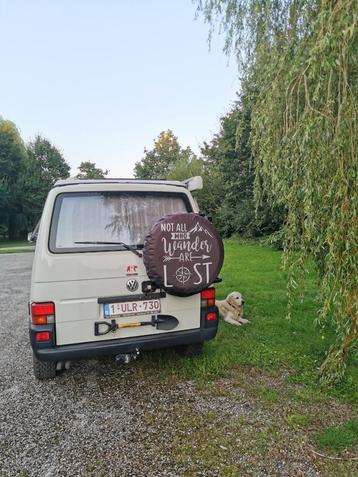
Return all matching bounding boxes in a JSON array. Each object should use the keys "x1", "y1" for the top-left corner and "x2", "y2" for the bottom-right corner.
[{"x1": 126, "y1": 279, "x2": 139, "y2": 292}]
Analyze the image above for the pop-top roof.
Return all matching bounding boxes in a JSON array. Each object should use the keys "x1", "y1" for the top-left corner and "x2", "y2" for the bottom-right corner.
[
  {"x1": 54, "y1": 178, "x2": 186, "y2": 188},
  {"x1": 54, "y1": 177, "x2": 203, "y2": 191}
]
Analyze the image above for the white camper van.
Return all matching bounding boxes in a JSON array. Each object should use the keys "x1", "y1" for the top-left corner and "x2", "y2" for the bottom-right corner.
[{"x1": 29, "y1": 177, "x2": 223, "y2": 379}]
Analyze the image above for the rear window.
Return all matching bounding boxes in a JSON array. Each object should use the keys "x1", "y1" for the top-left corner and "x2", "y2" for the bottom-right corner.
[{"x1": 49, "y1": 191, "x2": 190, "y2": 253}]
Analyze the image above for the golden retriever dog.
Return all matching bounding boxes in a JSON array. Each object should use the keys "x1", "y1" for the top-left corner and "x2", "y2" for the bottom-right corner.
[{"x1": 216, "y1": 291, "x2": 249, "y2": 326}]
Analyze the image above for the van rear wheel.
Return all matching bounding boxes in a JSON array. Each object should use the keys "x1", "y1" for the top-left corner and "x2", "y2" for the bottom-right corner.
[
  {"x1": 175, "y1": 342, "x2": 204, "y2": 357},
  {"x1": 32, "y1": 354, "x2": 57, "y2": 380}
]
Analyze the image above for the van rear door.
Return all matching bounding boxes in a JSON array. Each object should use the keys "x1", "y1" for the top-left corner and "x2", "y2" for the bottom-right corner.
[{"x1": 36, "y1": 190, "x2": 200, "y2": 346}]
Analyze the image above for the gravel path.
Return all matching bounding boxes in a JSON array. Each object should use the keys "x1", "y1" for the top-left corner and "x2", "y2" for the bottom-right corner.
[{"x1": 0, "y1": 254, "x2": 353, "y2": 477}]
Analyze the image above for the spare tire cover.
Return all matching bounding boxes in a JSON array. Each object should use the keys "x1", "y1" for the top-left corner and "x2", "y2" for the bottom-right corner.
[{"x1": 143, "y1": 213, "x2": 224, "y2": 296}]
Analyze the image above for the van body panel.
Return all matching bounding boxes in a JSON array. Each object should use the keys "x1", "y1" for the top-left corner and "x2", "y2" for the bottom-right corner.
[
  {"x1": 55, "y1": 296, "x2": 200, "y2": 345},
  {"x1": 30, "y1": 182, "x2": 203, "y2": 347},
  {"x1": 32, "y1": 249, "x2": 146, "y2": 283},
  {"x1": 31, "y1": 276, "x2": 200, "y2": 345}
]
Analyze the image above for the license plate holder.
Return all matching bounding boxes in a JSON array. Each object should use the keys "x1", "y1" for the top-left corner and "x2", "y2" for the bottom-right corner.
[{"x1": 103, "y1": 298, "x2": 161, "y2": 318}]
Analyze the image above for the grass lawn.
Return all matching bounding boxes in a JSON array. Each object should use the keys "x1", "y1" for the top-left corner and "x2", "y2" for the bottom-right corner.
[
  {"x1": 134, "y1": 239, "x2": 358, "y2": 475},
  {"x1": 0, "y1": 240, "x2": 30, "y2": 248},
  {"x1": 0, "y1": 248, "x2": 34, "y2": 254},
  {"x1": 0, "y1": 240, "x2": 34, "y2": 253},
  {"x1": 145, "y1": 239, "x2": 357, "y2": 399}
]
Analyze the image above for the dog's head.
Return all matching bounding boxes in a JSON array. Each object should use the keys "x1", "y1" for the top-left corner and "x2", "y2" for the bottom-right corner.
[{"x1": 227, "y1": 291, "x2": 245, "y2": 310}]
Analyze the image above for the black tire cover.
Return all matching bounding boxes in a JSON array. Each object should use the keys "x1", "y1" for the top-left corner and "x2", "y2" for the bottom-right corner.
[{"x1": 143, "y1": 213, "x2": 224, "y2": 296}]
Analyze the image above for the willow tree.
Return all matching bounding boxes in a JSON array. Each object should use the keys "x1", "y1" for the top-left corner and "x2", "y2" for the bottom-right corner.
[{"x1": 197, "y1": 0, "x2": 358, "y2": 382}]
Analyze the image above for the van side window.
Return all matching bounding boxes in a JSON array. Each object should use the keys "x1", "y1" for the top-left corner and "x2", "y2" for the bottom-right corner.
[{"x1": 49, "y1": 192, "x2": 190, "y2": 253}]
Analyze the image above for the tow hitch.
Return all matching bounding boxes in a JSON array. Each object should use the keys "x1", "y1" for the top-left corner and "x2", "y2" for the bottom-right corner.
[{"x1": 115, "y1": 348, "x2": 140, "y2": 365}]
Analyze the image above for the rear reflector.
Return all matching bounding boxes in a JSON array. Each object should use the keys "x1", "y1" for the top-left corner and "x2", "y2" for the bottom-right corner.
[
  {"x1": 35, "y1": 331, "x2": 51, "y2": 342},
  {"x1": 31, "y1": 303, "x2": 55, "y2": 316},
  {"x1": 206, "y1": 312, "x2": 217, "y2": 321}
]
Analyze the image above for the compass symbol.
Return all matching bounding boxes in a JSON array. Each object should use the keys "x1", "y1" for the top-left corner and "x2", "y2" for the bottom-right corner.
[{"x1": 175, "y1": 266, "x2": 191, "y2": 284}]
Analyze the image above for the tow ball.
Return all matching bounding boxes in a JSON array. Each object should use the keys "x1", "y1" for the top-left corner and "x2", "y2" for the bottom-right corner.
[{"x1": 115, "y1": 348, "x2": 140, "y2": 365}]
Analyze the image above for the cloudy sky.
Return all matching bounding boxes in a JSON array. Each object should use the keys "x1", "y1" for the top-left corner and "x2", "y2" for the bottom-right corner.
[{"x1": 0, "y1": 0, "x2": 238, "y2": 177}]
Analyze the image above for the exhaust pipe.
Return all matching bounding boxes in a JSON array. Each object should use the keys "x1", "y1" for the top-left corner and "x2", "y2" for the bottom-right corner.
[{"x1": 56, "y1": 361, "x2": 71, "y2": 371}]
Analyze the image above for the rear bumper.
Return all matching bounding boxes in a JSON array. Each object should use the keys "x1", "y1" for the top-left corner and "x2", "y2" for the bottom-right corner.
[{"x1": 31, "y1": 327, "x2": 217, "y2": 362}]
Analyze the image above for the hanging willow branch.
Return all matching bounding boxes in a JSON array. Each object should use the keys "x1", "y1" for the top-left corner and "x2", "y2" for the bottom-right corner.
[{"x1": 196, "y1": 0, "x2": 358, "y2": 382}]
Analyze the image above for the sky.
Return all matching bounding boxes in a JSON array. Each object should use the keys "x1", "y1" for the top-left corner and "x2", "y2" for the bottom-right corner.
[{"x1": 0, "y1": 0, "x2": 239, "y2": 177}]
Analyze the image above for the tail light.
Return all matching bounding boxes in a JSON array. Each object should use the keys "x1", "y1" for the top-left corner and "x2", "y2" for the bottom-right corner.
[
  {"x1": 31, "y1": 302, "x2": 55, "y2": 325},
  {"x1": 206, "y1": 312, "x2": 217, "y2": 321},
  {"x1": 201, "y1": 288, "x2": 216, "y2": 307},
  {"x1": 201, "y1": 287, "x2": 217, "y2": 323},
  {"x1": 35, "y1": 331, "x2": 51, "y2": 342}
]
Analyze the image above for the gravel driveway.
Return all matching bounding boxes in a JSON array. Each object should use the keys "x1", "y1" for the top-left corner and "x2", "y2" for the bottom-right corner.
[
  {"x1": 0, "y1": 254, "x2": 240, "y2": 477},
  {"x1": 0, "y1": 254, "x2": 355, "y2": 477},
  {"x1": 0, "y1": 254, "x2": 189, "y2": 477}
]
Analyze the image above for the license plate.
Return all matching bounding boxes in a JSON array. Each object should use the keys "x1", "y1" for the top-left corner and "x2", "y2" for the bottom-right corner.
[{"x1": 103, "y1": 299, "x2": 161, "y2": 317}]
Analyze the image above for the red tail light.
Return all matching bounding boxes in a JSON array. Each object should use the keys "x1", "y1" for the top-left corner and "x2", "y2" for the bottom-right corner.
[
  {"x1": 201, "y1": 288, "x2": 215, "y2": 300},
  {"x1": 206, "y1": 312, "x2": 217, "y2": 321},
  {"x1": 201, "y1": 288, "x2": 216, "y2": 307},
  {"x1": 35, "y1": 331, "x2": 51, "y2": 342},
  {"x1": 31, "y1": 303, "x2": 54, "y2": 316},
  {"x1": 31, "y1": 302, "x2": 55, "y2": 325}
]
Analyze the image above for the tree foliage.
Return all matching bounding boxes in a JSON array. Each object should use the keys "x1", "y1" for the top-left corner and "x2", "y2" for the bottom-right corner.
[
  {"x1": 166, "y1": 152, "x2": 224, "y2": 225},
  {"x1": 21, "y1": 135, "x2": 70, "y2": 230},
  {"x1": 76, "y1": 161, "x2": 109, "y2": 179},
  {"x1": 0, "y1": 118, "x2": 27, "y2": 239},
  {"x1": 197, "y1": 0, "x2": 358, "y2": 381},
  {"x1": 27, "y1": 135, "x2": 70, "y2": 185},
  {"x1": 134, "y1": 130, "x2": 196, "y2": 179},
  {"x1": 0, "y1": 121, "x2": 71, "y2": 239},
  {"x1": 201, "y1": 102, "x2": 284, "y2": 237},
  {"x1": 135, "y1": 116, "x2": 283, "y2": 236}
]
